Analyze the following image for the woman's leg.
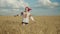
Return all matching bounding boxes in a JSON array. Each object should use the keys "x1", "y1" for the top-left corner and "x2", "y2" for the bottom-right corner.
[
  {"x1": 22, "y1": 22, "x2": 26, "y2": 26},
  {"x1": 22, "y1": 22, "x2": 28, "y2": 26}
]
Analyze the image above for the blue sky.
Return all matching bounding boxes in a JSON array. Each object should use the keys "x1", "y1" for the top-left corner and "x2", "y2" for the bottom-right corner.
[{"x1": 0, "y1": 0, "x2": 60, "y2": 16}]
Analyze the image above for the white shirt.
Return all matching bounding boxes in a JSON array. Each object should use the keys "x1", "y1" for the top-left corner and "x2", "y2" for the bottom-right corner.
[{"x1": 21, "y1": 11, "x2": 30, "y2": 23}]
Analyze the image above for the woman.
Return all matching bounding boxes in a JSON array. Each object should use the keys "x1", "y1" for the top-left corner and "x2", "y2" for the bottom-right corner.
[{"x1": 21, "y1": 7, "x2": 35, "y2": 25}]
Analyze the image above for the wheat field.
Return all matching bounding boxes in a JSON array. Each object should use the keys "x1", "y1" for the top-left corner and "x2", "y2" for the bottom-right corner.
[{"x1": 0, "y1": 16, "x2": 60, "y2": 34}]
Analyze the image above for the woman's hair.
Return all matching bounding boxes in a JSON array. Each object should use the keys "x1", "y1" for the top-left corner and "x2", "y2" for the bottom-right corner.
[{"x1": 25, "y1": 7, "x2": 32, "y2": 12}]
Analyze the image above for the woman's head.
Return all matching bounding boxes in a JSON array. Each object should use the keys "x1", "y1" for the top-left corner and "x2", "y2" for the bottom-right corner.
[{"x1": 25, "y1": 7, "x2": 32, "y2": 12}]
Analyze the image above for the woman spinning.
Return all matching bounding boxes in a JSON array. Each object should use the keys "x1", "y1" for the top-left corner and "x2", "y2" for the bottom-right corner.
[{"x1": 21, "y1": 7, "x2": 35, "y2": 26}]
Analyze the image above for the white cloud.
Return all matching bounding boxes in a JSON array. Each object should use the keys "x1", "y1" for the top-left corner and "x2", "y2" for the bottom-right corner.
[
  {"x1": 0, "y1": 0, "x2": 29, "y2": 15},
  {"x1": 0, "y1": 0, "x2": 29, "y2": 8},
  {"x1": 38, "y1": 0, "x2": 59, "y2": 8}
]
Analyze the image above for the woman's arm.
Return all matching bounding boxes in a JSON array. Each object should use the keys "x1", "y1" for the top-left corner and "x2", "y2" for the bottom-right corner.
[{"x1": 29, "y1": 14, "x2": 36, "y2": 23}]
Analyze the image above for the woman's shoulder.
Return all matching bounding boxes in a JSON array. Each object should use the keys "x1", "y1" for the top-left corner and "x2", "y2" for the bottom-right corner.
[{"x1": 28, "y1": 12, "x2": 31, "y2": 14}]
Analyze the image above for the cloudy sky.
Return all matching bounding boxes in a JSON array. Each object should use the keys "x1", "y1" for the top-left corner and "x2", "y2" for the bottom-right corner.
[{"x1": 0, "y1": 0, "x2": 60, "y2": 16}]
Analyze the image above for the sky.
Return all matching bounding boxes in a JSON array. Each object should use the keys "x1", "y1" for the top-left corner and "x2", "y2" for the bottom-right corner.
[{"x1": 0, "y1": 0, "x2": 60, "y2": 16}]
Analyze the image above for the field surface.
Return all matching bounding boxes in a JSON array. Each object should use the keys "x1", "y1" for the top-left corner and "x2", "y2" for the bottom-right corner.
[{"x1": 0, "y1": 16, "x2": 60, "y2": 34}]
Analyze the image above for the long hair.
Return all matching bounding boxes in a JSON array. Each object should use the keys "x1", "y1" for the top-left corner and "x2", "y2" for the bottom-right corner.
[{"x1": 25, "y1": 7, "x2": 32, "y2": 12}]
